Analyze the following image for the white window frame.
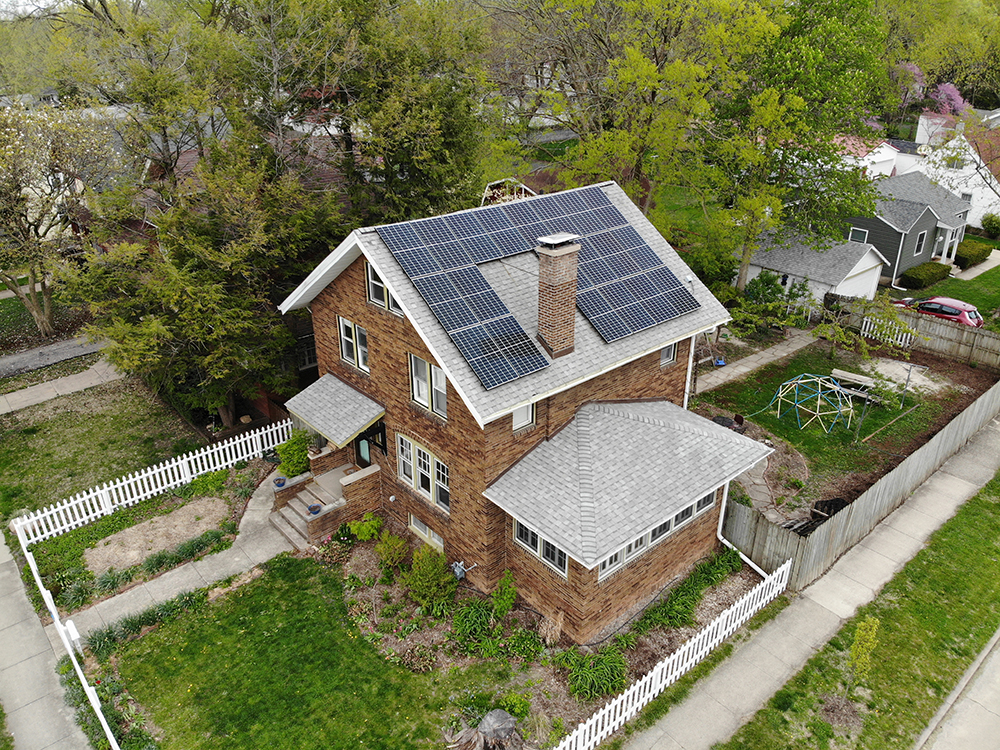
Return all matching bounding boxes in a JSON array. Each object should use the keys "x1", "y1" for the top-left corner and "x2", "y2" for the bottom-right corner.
[
  {"x1": 409, "y1": 513, "x2": 443, "y2": 551},
  {"x1": 338, "y1": 317, "x2": 369, "y2": 373},
  {"x1": 410, "y1": 354, "x2": 446, "y2": 418},
  {"x1": 914, "y1": 230, "x2": 927, "y2": 256},
  {"x1": 660, "y1": 343, "x2": 677, "y2": 367},
  {"x1": 431, "y1": 365, "x2": 447, "y2": 418},
  {"x1": 696, "y1": 491, "x2": 715, "y2": 514},
  {"x1": 513, "y1": 519, "x2": 568, "y2": 577},
  {"x1": 512, "y1": 403, "x2": 535, "y2": 431},
  {"x1": 849, "y1": 227, "x2": 869, "y2": 244},
  {"x1": 367, "y1": 262, "x2": 404, "y2": 316},
  {"x1": 673, "y1": 505, "x2": 694, "y2": 528},
  {"x1": 397, "y1": 434, "x2": 450, "y2": 513}
]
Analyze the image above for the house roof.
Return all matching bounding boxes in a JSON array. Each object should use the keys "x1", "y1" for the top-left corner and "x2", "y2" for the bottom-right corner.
[
  {"x1": 876, "y1": 172, "x2": 970, "y2": 231},
  {"x1": 834, "y1": 135, "x2": 894, "y2": 159},
  {"x1": 888, "y1": 139, "x2": 922, "y2": 156},
  {"x1": 750, "y1": 233, "x2": 888, "y2": 286},
  {"x1": 281, "y1": 182, "x2": 729, "y2": 427},
  {"x1": 284, "y1": 374, "x2": 385, "y2": 448},
  {"x1": 483, "y1": 401, "x2": 772, "y2": 567}
]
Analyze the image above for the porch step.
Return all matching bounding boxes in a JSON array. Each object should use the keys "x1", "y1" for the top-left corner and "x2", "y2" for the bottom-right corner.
[
  {"x1": 284, "y1": 482, "x2": 339, "y2": 522},
  {"x1": 269, "y1": 506, "x2": 308, "y2": 550}
]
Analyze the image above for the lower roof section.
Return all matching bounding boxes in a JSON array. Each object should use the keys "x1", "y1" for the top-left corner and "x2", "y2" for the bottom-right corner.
[
  {"x1": 484, "y1": 401, "x2": 773, "y2": 568},
  {"x1": 284, "y1": 374, "x2": 385, "y2": 449}
]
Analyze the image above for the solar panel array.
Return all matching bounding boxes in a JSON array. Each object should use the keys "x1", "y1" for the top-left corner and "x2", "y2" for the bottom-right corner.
[{"x1": 376, "y1": 185, "x2": 701, "y2": 389}]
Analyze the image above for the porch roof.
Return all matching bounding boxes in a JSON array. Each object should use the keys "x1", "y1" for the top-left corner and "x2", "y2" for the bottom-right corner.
[
  {"x1": 284, "y1": 374, "x2": 385, "y2": 448},
  {"x1": 484, "y1": 401, "x2": 772, "y2": 568}
]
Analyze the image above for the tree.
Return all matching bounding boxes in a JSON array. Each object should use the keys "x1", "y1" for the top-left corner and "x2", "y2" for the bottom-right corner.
[
  {"x1": 812, "y1": 291, "x2": 917, "y2": 361},
  {"x1": 0, "y1": 103, "x2": 126, "y2": 337}
]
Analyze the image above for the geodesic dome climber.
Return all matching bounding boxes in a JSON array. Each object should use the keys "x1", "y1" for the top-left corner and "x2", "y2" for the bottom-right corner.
[{"x1": 767, "y1": 373, "x2": 855, "y2": 433}]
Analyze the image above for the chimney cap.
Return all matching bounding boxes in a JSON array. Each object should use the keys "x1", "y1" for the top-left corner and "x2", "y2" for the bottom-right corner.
[{"x1": 537, "y1": 232, "x2": 581, "y2": 248}]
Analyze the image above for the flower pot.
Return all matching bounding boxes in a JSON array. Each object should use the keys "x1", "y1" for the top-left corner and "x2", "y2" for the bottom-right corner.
[
  {"x1": 308, "y1": 504, "x2": 321, "y2": 515},
  {"x1": 273, "y1": 476, "x2": 286, "y2": 488}
]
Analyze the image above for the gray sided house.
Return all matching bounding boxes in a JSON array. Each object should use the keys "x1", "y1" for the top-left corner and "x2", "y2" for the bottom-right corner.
[
  {"x1": 748, "y1": 233, "x2": 889, "y2": 303},
  {"x1": 846, "y1": 172, "x2": 970, "y2": 286}
]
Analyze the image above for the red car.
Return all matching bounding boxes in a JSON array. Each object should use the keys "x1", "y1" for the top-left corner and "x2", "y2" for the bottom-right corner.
[{"x1": 892, "y1": 296, "x2": 985, "y2": 327}]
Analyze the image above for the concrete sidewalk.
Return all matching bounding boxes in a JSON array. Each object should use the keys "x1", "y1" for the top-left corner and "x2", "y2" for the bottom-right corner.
[
  {"x1": 0, "y1": 475, "x2": 292, "y2": 750},
  {"x1": 0, "y1": 357, "x2": 123, "y2": 415},
  {"x1": 0, "y1": 337, "x2": 104, "y2": 379},
  {"x1": 695, "y1": 329, "x2": 815, "y2": 395},
  {"x1": 625, "y1": 416, "x2": 1000, "y2": 750}
]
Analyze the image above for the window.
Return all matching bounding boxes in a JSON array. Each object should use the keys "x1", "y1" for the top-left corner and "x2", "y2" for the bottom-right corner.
[
  {"x1": 514, "y1": 520, "x2": 568, "y2": 576},
  {"x1": 849, "y1": 227, "x2": 869, "y2": 244},
  {"x1": 410, "y1": 354, "x2": 447, "y2": 418},
  {"x1": 367, "y1": 263, "x2": 404, "y2": 315},
  {"x1": 649, "y1": 519, "x2": 671, "y2": 543},
  {"x1": 914, "y1": 231, "x2": 927, "y2": 256},
  {"x1": 338, "y1": 317, "x2": 369, "y2": 372},
  {"x1": 409, "y1": 514, "x2": 443, "y2": 550},
  {"x1": 599, "y1": 550, "x2": 622, "y2": 575},
  {"x1": 945, "y1": 155, "x2": 966, "y2": 170},
  {"x1": 625, "y1": 534, "x2": 647, "y2": 559},
  {"x1": 296, "y1": 335, "x2": 317, "y2": 370},
  {"x1": 397, "y1": 434, "x2": 450, "y2": 512},
  {"x1": 696, "y1": 491, "x2": 715, "y2": 514},
  {"x1": 512, "y1": 403, "x2": 535, "y2": 431},
  {"x1": 660, "y1": 343, "x2": 677, "y2": 367},
  {"x1": 674, "y1": 505, "x2": 694, "y2": 528},
  {"x1": 961, "y1": 193, "x2": 973, "y2": 203}
]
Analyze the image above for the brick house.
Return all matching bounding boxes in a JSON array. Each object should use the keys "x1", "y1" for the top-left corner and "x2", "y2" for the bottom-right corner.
[{"x1": 278, "y1": 181, "x2": 771, "y2": 643}]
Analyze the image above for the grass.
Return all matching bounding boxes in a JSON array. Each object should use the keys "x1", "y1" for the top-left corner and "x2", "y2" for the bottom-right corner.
[
  {"x1": 714, "y1": 470, "x2": 1000, "y2": 750},
  {"x1": 0, "y1": 703, "x2": 13, "y2": 750},
  {"x1": 652, "y1": 184, "x2": 716, "y2": 241},
  {"x1": 917, "y1": 260, "x2": 1000, "y2": 332},
  {"x1": 0, "y1": 293, "x2": 88, "y2": 354},
  {"x1": 0, "y1": 352, "x2": 101, "y2": 395},
  {"x1": 0, "y1": 377, "x2": 204, "y2": 521},
  {"x1": 695, "y1": 342, "x2": 948, "y2": 498},
  {"x1": 113, "y1": 555, "x2": 501, "y2": 750}
]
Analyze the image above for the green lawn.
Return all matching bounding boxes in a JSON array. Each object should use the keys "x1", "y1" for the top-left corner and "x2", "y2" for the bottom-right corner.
[
  {"x1": 653, "y1": 184, "x2": 716, "y2": 240},
  {"x1": 714, "y1": 470, "x2": 1000, "y2": 750},
  {"x1": 0, "y1": 703, "x2": 13, "y2": 750},
  {"x1": 695, "y1": 343, "x2": 947, "y2": 499},
  {"x1": 0, "y1": 378, "x2": 203, "y2": 521},
  {"x1": 114, "y1": 555, "x2": 498, "y2": 750}
]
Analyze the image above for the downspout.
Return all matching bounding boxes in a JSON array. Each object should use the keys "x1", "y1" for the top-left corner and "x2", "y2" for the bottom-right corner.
[
  {"x1": 890, "y1": 232, "x2": 907, "y2": 291},
  {"x1": 683, "y1": 333, "x2": 697, "y2": 409},
  {"x1": 716, "y1": 480, "x2": 769, "y2": 578}
]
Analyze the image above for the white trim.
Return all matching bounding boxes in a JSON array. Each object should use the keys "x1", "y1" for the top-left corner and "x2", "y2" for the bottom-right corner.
[
  {"x1": 512, "y1": 402, "x2": 535, "y2": 431},
  {"x1": 683, "y1": 334, "x2": 696, "y2": 409},
  {"x1": 397, "y1": 433, "x2": 450, "y2": 512},
  {"x1": 849, "y1": 227, "x2": 869, "y2": 244},
  {"x1": 914, "y1": 230, "x2": 928, "y2": 256}
]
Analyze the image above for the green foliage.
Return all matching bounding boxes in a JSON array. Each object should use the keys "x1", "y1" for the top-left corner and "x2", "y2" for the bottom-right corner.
[
  {"x1": 954, "y1": 239, "x2": 993, "y2": 270},
  {"x1": 374, "y1": 532, "x2": 409, "y2": 570},
  {"x1": 506, "y1": 627, "x2": 545, "y2": 661},
  {"x1": 188, "y1": 469, "x2": 229, "y2": 497},
  {"x1": 555, "y1": 645, "x2": 629, "y2": 701},
  {"x1": 728, "y1": 271, "x2": 812, "y2": 338},
  {"x1": 634, "y1": 549, "x2": 742, "y2": 634},
  {"x1": 495, "y1": 691, "x2": 532, "y2": 720},
  {"x1": 275, "y1": 429, "x2": 311, "y2": 478},
  {"x1": 402, "y1": 545, "x2": 457, "y2": 615},
  {"x1": 813, "y1": 291, "x2": 916, "y2": 361},
  {"x1": 491, "y1": 570, "x2": 517, "y2": 622},
  {"x1": 899, "y1": 261, "x2": 952, "y2": 289},
  {"x1": 452, "y1": 598, "x2": 497, "y2": 649},
  {"x1": 849, "y1": 615, "x2": 880, "y2": 688},
  {"x1": 983, "y1": 213, "x2": 1000, "y2": 239},
  {"x1": 348, "y1": 512, "x2": 384, "y2": 542},
  {"x1": 86, "y1": 589, "x2": 208, "y2": 662}
]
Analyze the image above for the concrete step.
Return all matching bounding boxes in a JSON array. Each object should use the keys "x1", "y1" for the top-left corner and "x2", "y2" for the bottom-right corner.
[{"x1": 268, "y1": 507, "x2": 308, "y2": 550}]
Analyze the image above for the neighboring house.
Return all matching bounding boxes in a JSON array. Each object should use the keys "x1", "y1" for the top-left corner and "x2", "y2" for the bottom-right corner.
[
  {"x1": 888, "y1": 139, "x2": 923, "y2": 175},
  {"x1": 278, "y1": 181, "x2": 772, "y2": 643},
  {"x1": 747, "y1": 233, "x2": 889, "y2": 302},
  {"x1": 846, "y1": 172, "x2": 970, "y2": 285},
  {"x1": 835, "y1": 136, "x2": 899, "y2": 178}
]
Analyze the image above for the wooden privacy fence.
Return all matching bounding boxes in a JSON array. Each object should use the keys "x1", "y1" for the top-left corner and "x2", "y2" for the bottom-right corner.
[
  {"x1": 858, "y1": 308, "x2": 1000, "y2": 367},
  {"x1": 554, "y1": 560, "x2": 791, "y2": 750},
  {"x1": 10, "y1": 419, "x2": 293, "y2": 546},
  {"x1": 724, "y1": 375, "x2": 1000, "y2": 590}
]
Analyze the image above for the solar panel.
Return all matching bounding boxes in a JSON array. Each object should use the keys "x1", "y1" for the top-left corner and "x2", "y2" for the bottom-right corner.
[
  {"x1": 445, "y1": 212, "x2": 487, "y2": 239},
  {"x1": 413, "y1": 216, "x2": 456, "y2": 246},
  {"x1": 430, "y1": 298, "x2": 478, "y2": 332},
  {"x1": 428, "y1": 241, "x2": 472, "y2": 271},
  {"x1": 378, "y1": 223, "x2": 423, "y2": 253}
]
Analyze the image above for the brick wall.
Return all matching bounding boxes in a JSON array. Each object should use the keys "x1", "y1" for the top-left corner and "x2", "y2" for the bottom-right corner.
[{"x1": 310, "y1": 445, "x2": 351, "y2": 475}]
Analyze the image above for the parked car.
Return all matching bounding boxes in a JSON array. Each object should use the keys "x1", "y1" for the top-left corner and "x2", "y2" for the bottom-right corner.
[{"x1": 891, "y1": 296, "x2": 985, "y2": 327}]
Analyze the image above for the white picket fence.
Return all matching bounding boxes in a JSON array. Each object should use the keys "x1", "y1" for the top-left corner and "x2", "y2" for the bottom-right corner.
[
  {"x1": 10, "y1": 419, "x2": 293, "y2": 546},
  {"x1": 860, "y1": 315, "x2": 915, "y2": 348},
  {"x1": 555, "y1": 559, "x2": 792, "y2": 750}
]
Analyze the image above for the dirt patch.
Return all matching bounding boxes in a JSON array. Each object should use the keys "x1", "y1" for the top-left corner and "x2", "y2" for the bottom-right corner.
[
  {"x1": 84, "y1": 496, "x2": 229, "y2": 576},
  {"x1": 820, "y1": 693, "x2": 864, "y2": 730}
]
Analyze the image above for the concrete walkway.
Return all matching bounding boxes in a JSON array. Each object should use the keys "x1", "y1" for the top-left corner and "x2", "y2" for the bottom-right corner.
[
  {"x1": 0, "y1": 357, "x2": 123, "y2": 415},
  {"x1": 625, "y1": 415, "x2": 1000, "y2": 750},
  {"x1": 0, "y1": 337, "x2": 104, "y2": 379},
  {"x1": 695, "y1": 328, "x2": 816, "y2": 395},
  {"x1": 954, "y1": 248, "x2": 1000, "y2": 281},
  {"x1": 0, "y1": 475, "x2": 292, "y2": 750}
]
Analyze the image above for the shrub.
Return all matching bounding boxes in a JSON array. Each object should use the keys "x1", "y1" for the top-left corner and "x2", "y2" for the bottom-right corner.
[
  {"x1": 375, "y1": 532, "x2": 409, "y2": 570},
  {"x1": 954, "y1": 238, "x2": 993, "y2": 269},
  {"x1": 491, "y1": 570, "x2": 517, "y2": 622},
  {"x1": 276, "y1": 428, "x2": 311, "y2": 477},
  {"x1": 634, "y1": 549, "x2": 742, "y2": 634},
  {"x1": 188, "y1": 468, "x2": 228, "y2": 497},
  {"x1": 506, "y1": 627, "x2": 545, "y2": 661},
  {"x1": 348, "y1": 512, "x2": 383, "y2": 542},
  {"x1": 983, "y1": 212, "x2": 1000, "y2": 239},
  {"x1": 899, "y1": 261, "x2": 951, "y2": 289},
  {"x1": 58, "y1": 579, "x2": 94, "y2": 610},
  {"x1": 402, "y1": 545, "x2": 457, "y2": 615},
  {"x1": 453, "y1": 598, "x2": 496, "y2": 648},
  {"x1": 555, "y1": 645, "x2": 628, "y2": 700},
  {"x1": 495, "y1": 691, "x2": 532, "y2": 720},
  {"x1": 95, "y1": 568, "x2": 125, "y2": 594}
]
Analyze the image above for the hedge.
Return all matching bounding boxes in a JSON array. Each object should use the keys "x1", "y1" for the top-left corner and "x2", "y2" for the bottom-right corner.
[
  {"x1": 955, "y1": 238, "x2": 994, "y2": 270},
  {"x1": 899, "y1": 261, "x2": 952, "y2": 289},
  {"x1": 983, "y1": 213, "x2": 1000, "y2": 239}
]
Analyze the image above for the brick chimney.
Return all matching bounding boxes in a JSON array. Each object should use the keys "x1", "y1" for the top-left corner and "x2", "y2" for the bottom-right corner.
[{"x1": 536, "y1": 232, "x2": 581, "y2": 358}]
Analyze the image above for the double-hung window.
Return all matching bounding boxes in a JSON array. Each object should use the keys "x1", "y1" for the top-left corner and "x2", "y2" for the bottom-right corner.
[
  {"x1": 338, "y1": 317, "x2": 369, "y2": 372},
  {"x1": 914, "y1": 230, "x2": 927, "y2": 256},
  {"x1": 367, "y1": 263, "x2": 404, "y2": 315},
  {"x1": 410, "y1": 354, "x2": 447, "y2": 418},
  {"x1": 397, "y1": 434, "x2": 450, "y2": 512}
]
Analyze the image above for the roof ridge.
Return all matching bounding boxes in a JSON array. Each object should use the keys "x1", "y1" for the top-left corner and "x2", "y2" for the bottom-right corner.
[
  {"x1": 576, "y1": 410, "x2": 598, "y2": 558},
  {"x1": 593, "y1": 401, "x2": 760, "y2": 445}
]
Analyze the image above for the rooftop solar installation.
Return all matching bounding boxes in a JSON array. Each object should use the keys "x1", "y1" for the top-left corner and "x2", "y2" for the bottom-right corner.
[{"x1": 375, "y1": 185, "x2": 701, "y2": 388}]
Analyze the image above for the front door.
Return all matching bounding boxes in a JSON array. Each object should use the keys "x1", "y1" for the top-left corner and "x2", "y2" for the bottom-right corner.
[{"x1": 354, "y1": 433, "x2": 372, "y2": 468}]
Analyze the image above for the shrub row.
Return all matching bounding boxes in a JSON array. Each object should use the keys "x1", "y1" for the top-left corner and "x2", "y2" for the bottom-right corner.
[
  {"x1": 899, "y1": 261, "x2": 951, "y2": 289},
  {"x1": 954, "y1": 238, "x2": 993, "y2": 270}
]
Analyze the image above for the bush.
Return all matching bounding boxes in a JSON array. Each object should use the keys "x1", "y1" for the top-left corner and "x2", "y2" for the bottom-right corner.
[
  {"x1": 555, "y1": 645, "x2": 629, "y2": 700},
  {"x1": 954, "y1": 239, "x2": 993, "y2": 270},
  {"x1": 452, "y1": 598, "x2": 496, "y2": 648},
  {"x1": 495, "y1": 691, "x2": 532, "y2": 720},
  {"x1": 275, "y1": 428, "x2": 311, "y2": 477},
  {"x1": 402, "y1": 545, "x2": 457, "y2": 615},
  {"x1": 374, "y1": 532, "x2": 409, "y2": 570},
  {"x1": 188, "y1": 468, "x2": 229, "y2": 497},
  {"x1": 983, "y1": 212, "x2": 1000, "y2": 239},
  {"x1": 491, "y1": 570, "x2": 517, "y2": 622},
  {"x1": 899, "y1": 261, "x2": 952, "y2": 289},
  {"x1": 348, "y1": 512, "x2": 383, "y2": 542}
]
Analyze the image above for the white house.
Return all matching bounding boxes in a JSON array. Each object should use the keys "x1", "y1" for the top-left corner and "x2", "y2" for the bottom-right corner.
[{"x1": 835, "y1": 136, "x2": 899, "y2": 178}]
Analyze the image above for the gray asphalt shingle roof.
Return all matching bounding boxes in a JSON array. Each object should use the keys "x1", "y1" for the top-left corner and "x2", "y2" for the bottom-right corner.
[
  {"x1": 284, "y1": 374, "x2": 385, "y2": 447},
  {"x1": 750, "y1": 233, "x2": 886, "y2": 286},
  {"x1": 483, "y1": 401, "x2": 773, "y2": 568},
  {"x1": 876, "y1": 172, "x2": 970, "y2": 231}
]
